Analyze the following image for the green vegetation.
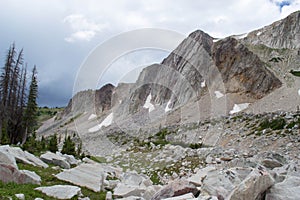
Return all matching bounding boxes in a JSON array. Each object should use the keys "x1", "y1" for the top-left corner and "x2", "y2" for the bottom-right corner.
[
  {"x1": 258, "y1": 117, "x2": 286, "y2": 131},
  {"x1": 48, "y1": 134, "x2": 58, "y2": 153},
  {"x1": 61, "y1": 135, "x2": 76, "y2": 156},
  {"x1": 22, "y1": 133, "x2": 47, "y2": 155},
  {"x1": 0, "y1": 44, "x2": 39, "y2": 145},
  {"x1": 0, "y1": 163, "x2": 106, "y2": 200},
  {"x1": 36, "y1": 107, "x2": 63, "y2": 126},
  {"x1": 290, "y1": 70, "x2": 300, "y2": 77}
]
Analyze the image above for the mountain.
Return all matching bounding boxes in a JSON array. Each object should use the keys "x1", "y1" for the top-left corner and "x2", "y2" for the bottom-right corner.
[{"x1": 38, "y1": 11, "x2": 300, "y2": 156}]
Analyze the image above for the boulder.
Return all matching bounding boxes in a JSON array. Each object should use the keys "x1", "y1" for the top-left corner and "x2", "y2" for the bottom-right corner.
[
  {"x1": 113, "y1": 184, "x2": 146, "y2": 198},
  {"x1": 0, "y1": 148, "x2": 17, "y2": 167},
  {"x1": 260, "y1": 152, "x2": 286, "y2": 169},
  {"x1": 106, "y1": 191, "x2": 113, "y2": 200},
  {"x1": 0, "y1": 145, "x2": 48, "y2": 168},
  {"x1": 60, "y1": 153, "x2": 80, "y2": 166},
  {"x1": 35, "y1": 185, "x2": 81, "y2": 199},
  {"x1": 188, "y1": 166, "x2": 215, "y2": 186},
  {"x1": 227, "y1": 168, "x2": 275, "y2": 200},
  {"x1": 265, "y1": 176, "x2": 300, "y2": 200},
  {"x1": 0, "y1": 163, "x2": 41, "y2": 185},
  {"x1": 40, "y1": 152, "x2": 70, "y2": 169},
  {"x1": 15, "y1": 193, "x2": 25, "y2": 200},
  {"x1": 55, "y1": 163, "x2": 121, "y2": 192},
  {"x1": 162, "y1": 193, "x2": 195, "y2": 200},
  {"x1": 151, "y1": 180, "x2": 199, "y2": 200}
]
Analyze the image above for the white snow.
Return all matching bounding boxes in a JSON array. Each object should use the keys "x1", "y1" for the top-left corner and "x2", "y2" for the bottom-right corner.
[
  {"x1": 88, "y1": 114, "x2": 97, "y2": 120},
  {"x1": 229, "y1": 103, "x2": 250, "y2": 114},
  {"x1": 214, "y1": 91, "x2": 224, "y2": 98},
  {"x1": 201, "y1": 80, "x2": 206, "y2": 88},
  {"x1": 165, "y1": 100, "x2": 172, "y2": 113},
  {"x1": 298, "y1": 89, "x2": 300, "y2": 96},
  {"x1": 143, "y1": 93, "x2": 155, "y2": 112},
  {"x1": 88, "y1": 113, "x2": 113, "y2": 133},
  {"x1": 213, "y1": 38, "x2": 221, "y2": 42},
  {"x1": 256, "y1": 31, "x2": 262, "y2": 36},
  {"x1": 234, "y1": 33, "x2": 248, "y2": 39}
]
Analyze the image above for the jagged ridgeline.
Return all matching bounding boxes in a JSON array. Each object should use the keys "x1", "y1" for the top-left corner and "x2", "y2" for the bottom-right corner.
[{"x1": 38, "y1": 11, "x2": 300, "y2": 157}]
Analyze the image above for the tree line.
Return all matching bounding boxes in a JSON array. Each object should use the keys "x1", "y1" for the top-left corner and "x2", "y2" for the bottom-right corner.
[{"x1": 0, "y1": 43, "x2": 38, "y2": 145}]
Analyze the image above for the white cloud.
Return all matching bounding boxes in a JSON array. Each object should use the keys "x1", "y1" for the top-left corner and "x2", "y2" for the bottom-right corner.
[{"x1": 63, "y1": 14, "x2": 107, "y2": 42}]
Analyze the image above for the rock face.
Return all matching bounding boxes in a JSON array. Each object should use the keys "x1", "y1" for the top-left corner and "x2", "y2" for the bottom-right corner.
[
  {"x1": 63, "y1": 83, "x2": 115, "y2": 116},
  {"x1": 35, "y1": 185, "x2": 81, "y2": 199},
  {"x1": 244, "y1": 11, "x2": 300, "y2": 49},
  {"x1": 266, "y1": 176, "x2": 300, "y2": 200},
  {"x1": 212, "y1": 37, "x2": 281, "y2": 99}
]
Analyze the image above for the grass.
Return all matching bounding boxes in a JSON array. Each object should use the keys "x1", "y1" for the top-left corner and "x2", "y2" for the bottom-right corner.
[
  {"x1": 36, "y1": 107, "x2": 64, "y2": 127},
  {"x1": 0, "y1": 163, "x2": 106, "y2": 200}
]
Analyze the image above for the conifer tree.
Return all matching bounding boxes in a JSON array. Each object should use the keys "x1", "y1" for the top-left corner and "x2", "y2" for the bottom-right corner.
[{"x1": 23, "y1": 66, "x2": 38, "y2": 142}]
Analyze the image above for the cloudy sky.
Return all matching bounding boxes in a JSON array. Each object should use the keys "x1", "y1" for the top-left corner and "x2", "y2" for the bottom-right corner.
[{"x1": 0, "y1": 0, "x2": 299, "y2": 107}]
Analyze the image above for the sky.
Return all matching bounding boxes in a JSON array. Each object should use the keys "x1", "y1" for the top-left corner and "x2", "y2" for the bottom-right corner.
[{"x1": 0, "y1": 0, "x2": 299, "y2": 107}]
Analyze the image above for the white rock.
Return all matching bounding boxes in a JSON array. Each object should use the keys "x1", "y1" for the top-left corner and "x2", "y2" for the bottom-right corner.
[
  {"x1": 34, "y1": 198, "x2": 44, "y2": 200},
  {"x1": 162, "y1": 193, "x2": 195, "y2": 200},
  {"x1": 266, "y1": 176, "x2": 300, "y2": 200},
  {"x1": 15, "y1": 194, "x2": 25, "y2": 200},
  {"x1": 0, "y1": 145, "x2": 48, "y2": 168},
  {"x1": 40, "y1": 151, "x2": 70, "y2": 169},
  {"x1": 106, "y1": 191, "x2": 113, "y2": 200},
  {"x1": 88, "y1": 114, "x2": 97, "y2": 120},
  {"x1": 55, "y1": 163, "x2": 121, "y2": 192},
  {"x1": 0, "y1": 147, "x2": 17, "y2": 167},
  {"x1": 35, "y1": 185, "x2": 81, "y2": 199},
  {"x1": 20, "y1": 170, "x2": 42, "y2": 185},
  {"x1": 188, "y1": 166, "x2": 216, "y2": 186}
]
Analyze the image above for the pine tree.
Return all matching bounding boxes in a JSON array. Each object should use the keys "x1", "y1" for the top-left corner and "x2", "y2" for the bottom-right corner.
[
  {"x1": 48, "y1": 134, "x2": 58, "y2": 153},
  {"x1": 23, "y1": 66, "x2": 38, "y2": 142},
  {"x1": 61, "y1": 135, "x2": 76, "y2": 156}
]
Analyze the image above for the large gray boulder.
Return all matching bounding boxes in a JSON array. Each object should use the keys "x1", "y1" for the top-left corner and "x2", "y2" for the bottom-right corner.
[
  {"x1": 0, "y1": 163, "x2": 41, "y2": 185},
  {"x1": 0, "y1": 147, "x2": 17, "y2": 167},
  {"x1": 266, "y1": 176, "x2": 300, "y2": 200},
  {"x1": 227, "y1": 168, "x2": 275, "y2": 200},
  {"x1": 35, "y1": 185, "x2": 81, "y2": 199},
  {"x1": 55, "y1": 163, "x2": 122, "y2": 192},
  {"x1": 151, "y1": 179, "x2": 199, "y2": 200},
  {"x1": 113, "y1": 172, "x2": 153, "y2": 199},
  {"x1": 0, "y1": 145, "x2": 48, "y2": 168},
  {"x1": 40, "y1": 151, "x2": 70, "y2": 169}
]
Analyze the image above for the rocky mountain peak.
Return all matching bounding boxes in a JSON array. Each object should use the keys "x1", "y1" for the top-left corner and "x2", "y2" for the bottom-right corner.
[{"x1": 244, "y1": 10, "x2": 300, "y2": 49}]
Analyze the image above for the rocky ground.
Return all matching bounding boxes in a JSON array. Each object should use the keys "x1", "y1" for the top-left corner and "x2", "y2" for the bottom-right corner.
[{"x1": 1, "y1": 111, "x2": 300, "y2": 199}]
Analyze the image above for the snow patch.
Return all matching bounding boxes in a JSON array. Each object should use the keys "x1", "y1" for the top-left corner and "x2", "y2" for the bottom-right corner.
[
  {"x1": 298, "y1": 89, "x2": 300, "y2": 96},
  {"x1": 213, "y1": 38, "x2": 221, "y2": 42},
  {"x1": 201, "y1": 80, "x2": 206, "y2": 88},
  {"x1": 88, "y1": 113, "x2": 113, "y2": 133},
  {"x1": 214, "y1": 91, "x2": 224, "y2": 98},
  {"x1": 165, "y1": 100, "x2": 172, "y2": 113},
  {"x1": 229, "y1": 103, "x2": 250, "y2": 114},
  {"x1": 256, "y1": 31, "x2": 262, "y2": 36},
  {"x1": 88, "y1": 114, "x2": 97, "y2": 120},
  {"x1": 143, "y1": 93, "x2": 155, "y2": 112},
  {"x1": 234, "y1": 33, "x2": 248, "y2": 39}
]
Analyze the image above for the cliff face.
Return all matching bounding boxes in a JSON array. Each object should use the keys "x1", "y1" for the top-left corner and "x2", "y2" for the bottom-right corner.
[
  {"x1": 128, "y1": 29, "x2": 281, "y2": 114},
  {"x1": 212, "y1": 37, "x2": 282, "y2": 98},
  {"x1": 62, "y1": 83, "x2": 115, "y2": 116},
  {"x1": 243, "y1": 11, "x2": 300, "y2": 49}
]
